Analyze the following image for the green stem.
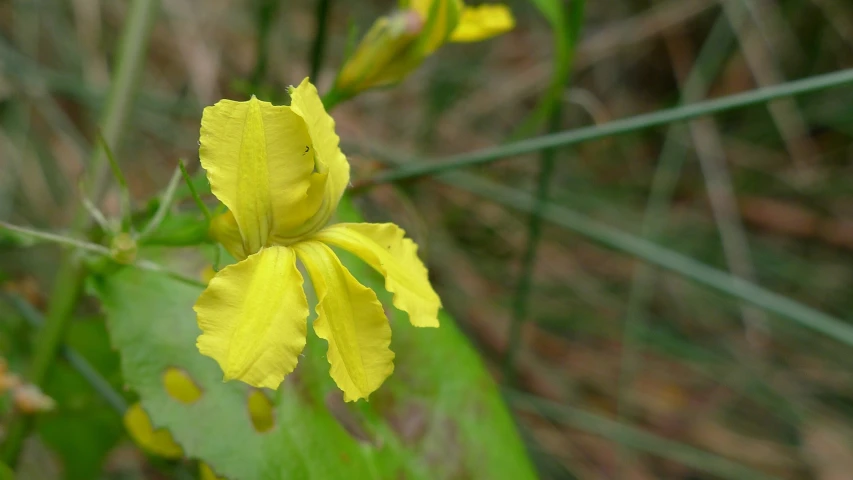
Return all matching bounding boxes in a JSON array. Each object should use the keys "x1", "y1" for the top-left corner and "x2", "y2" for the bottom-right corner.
[
  {"x1": 504, "y1": 108, "x2": 561, "y2": 381},
  {"x1": 0, "y1": 0, "x2": 160, "y2": 467},
  {"x1": 249, "y1": 0, "x2": 279, "y2": 92},
  {"x1": 504, "y1": 0, "x2": 585, "y2": 383},
  {"x1": 5, "y1": 294, "x2": 127, "y2": 414},
  {"x1": 138, "y1": 164, "x2": 183, "y2": 240},
  {"x1": 309, "y1": 0, "x2": 333, "y2": 83},
  {"x1": 178, "y1": 159, "x2": 212, "y2": 222},
  {"x1": 616, "y1": 13, "x2": 736, "y2": 476},
  {"x1": 356, "y1": 67, "x2": 853, "y2": 188}
]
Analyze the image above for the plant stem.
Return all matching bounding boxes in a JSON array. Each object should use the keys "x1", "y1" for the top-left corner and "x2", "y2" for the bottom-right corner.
[
  {"x1": 0, "y1": 0, "x2": 160, "y2": 466},
  {"x1": 356, "y1": 67, "x2": 853, "y2": 188},
  {"x1": 616, "y1": 13, "x2": 736, "y2": 476},
  {"x1": 504, "y1": 109, "x2": 561, "y2": 382},
  {"x1": 309, "y1": 0, "x2": 333, "y2": 83},
  {"x1": 5, "y1": 294, "x2": 127, "y2": 414},
  {"x1": 138, "y1": 163, "x2": 183, "y2": 240},
  {"x1": 249, "y1": 0, "x2": 280, "y2": 92}
]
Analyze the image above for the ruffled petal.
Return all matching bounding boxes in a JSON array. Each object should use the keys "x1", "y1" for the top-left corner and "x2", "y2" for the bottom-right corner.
[
  {"x1": 194, "y1": 246, "x2": 308, "y2": 389},
  {"x1": 293, "y1": 241, "x2": 394, "y2": 402},
  {"x1": 199, "y1": 97, "x2": 326, "y2": 253},
  {"x1": 288, "y1": 79, "x2": 350, "y2": 223},
  {"x1": 449, "y1": 4, "x2": 514, "y2": 42},
  {"x1": 313, "y1": 223, "x2": 440, "y2": 328}
]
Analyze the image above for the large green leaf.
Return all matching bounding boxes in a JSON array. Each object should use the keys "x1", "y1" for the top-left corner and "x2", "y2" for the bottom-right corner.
[{"x1": 90, "y1": 199, "x2": 536, "y2": 480}]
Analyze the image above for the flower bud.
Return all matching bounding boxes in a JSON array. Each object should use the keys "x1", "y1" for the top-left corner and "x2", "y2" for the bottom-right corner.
[
  {"x1": 331, "y1": 10, "x2": 425, "y2": 102},
  {"x1": 110, "y1": 232, "x2": 138, "y2": 265}
]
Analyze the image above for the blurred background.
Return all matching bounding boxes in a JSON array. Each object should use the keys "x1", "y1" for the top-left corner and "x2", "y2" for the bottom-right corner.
[{"x1": 2, "y1": 0, "x2": 853, "y2": 478}]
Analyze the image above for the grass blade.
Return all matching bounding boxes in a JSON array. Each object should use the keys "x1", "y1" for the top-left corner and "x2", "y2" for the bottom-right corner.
[{"x1": 357, "y1": 67, "x2": 853, "y2": 187}]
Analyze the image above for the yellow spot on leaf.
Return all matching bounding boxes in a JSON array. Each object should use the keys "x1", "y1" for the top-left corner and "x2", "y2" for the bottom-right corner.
[
  {"x1": 247, "y1": 389, "x2": 275, "y2": 433},
  {"x1": 124, "y1": 403, "x2": 183, "y2": 458},
  {"x1": 163, "y1": 368, "x2": 203, "y2": 404}
]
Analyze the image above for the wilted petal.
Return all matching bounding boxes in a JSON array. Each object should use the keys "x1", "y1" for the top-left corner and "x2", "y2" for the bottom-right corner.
[
  {"x1": 200, "y1": 97, "x2": 326, "y2": 253},
  {"x1": 449, "y1": 4, "x2": 514, "y2": 42},
  {"x1": 195, "y1": 246, "x2": 308, "y2": 389},
  {"x1": 293, "y1": 241, "x2": 394, "y2": 402},
  {"x1": 314, "y1": 223, "x2": 440, "y2": 328}
]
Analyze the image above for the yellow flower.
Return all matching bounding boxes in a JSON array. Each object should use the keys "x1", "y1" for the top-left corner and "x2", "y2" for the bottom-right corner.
[
  {"x1": 331, "y1": 0, "x2": 514, "y2": 103},
  {"x1": 194, "y1": 78, "x2": 441, "y2": 402}
]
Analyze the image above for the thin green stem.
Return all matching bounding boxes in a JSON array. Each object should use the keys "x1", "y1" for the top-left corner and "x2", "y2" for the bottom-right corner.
[
  {"x1": 138, "y1": 164, "x2": 183, "y2": 240},
  {"x1": 0, "y1": 0, "x2": 160, "y2": 466},
  {"x1": 448, "y1": 173, "x2": 853, "y2": 346},
  {"x1": 356, "y1": 67, "x2": 853, "y2": 188},
  {"x1": 249, "y1": 0, "x2": 280, "y2": 91},
  {"x1": 616, "y1": 13, "x2": 736, "y2": 476},
  {"x1": 5, "y1": 295, "x2": 127, "y2": 414},
  {"x1": 505, "y1": 0, "x2": 585, "y2": 383},
  {"x1": 309, "y1": 0, "x2": 333, "y2": 82},
  {"x1": 504, "y1": 108, "x2": 562, "y2": 382},
  {"x1": 0, "y1": 221, "x2": 204, "y2": 289},
  {"x1": 178, "y1": 159, "x2": 212, "y2": 222},
  {"x1": 97, "y1": 131, "x2": 133, "y2": 232},
  {"x1": 0, "y1": 221, "x2": 111, "y2": 255}
]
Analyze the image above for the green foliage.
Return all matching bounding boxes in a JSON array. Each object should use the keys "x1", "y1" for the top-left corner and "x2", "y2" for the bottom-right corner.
[{"x1": 88, "y1": 199, "x2": 536, "y2": 480}]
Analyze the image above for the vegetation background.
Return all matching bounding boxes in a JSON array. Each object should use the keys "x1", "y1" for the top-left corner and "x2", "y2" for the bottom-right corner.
[{"x1": 1, "y1": 0, "x2": 853, "y2": 478}]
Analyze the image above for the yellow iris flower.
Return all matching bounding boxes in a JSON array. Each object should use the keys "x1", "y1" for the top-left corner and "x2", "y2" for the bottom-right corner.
[
  {"x1": 194, "y1": 78, "x2": 441, "y2": 402},
  {"x1": 332, "y1": 0, "x2": 514, "y2": 103}
]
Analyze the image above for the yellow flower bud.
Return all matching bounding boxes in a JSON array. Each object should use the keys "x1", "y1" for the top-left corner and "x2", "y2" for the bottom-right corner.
[
  {"x1": 329, "y1": 0, "x2": 513, "y2": 104},
  {"x1": 333, "y1": 10, "x2": 425, "y2": 99}
]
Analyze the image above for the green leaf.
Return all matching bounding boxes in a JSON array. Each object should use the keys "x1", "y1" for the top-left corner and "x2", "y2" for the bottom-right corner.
[
  {"x1": 90, "y1": 198, "x2": 536, "y2": 480},
  {"x1": 38, "y1": 319, "x2": 126, "y2": 480},
  {"x1": 137, "y1": 211, "x2": 210, "y2": 246},
  {"x1": 0, "y1": 461, "x2": 12, "y2": 480}
]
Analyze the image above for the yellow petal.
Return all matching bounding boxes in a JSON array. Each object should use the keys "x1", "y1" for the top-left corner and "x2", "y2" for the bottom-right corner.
[
  {"x1": 199, "y1": 97, "x2": 326, "y2": 253},
  {"x1": 287, "y1": 79, "x2": 349, "y2": 227},
  {"x1": 194, "y1": 246, "x2": 308, "y2": 389},
  {"x1": 449, "y1": 4, "x2": 514, "y2": 42},
  {"x1": 293, "y1": 241, "x2": 394, "y2": 402},
  {"x1": 313, "y1": 223, "x2": 441, "y2": 328},
  {"x1": 209, "y1": 210, "x2": 247, "y2": 260},
  {"x1": 124, "y1": 403, "x2": 183, "y2": 459}
]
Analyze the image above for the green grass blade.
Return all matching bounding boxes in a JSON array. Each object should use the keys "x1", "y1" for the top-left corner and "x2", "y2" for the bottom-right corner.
[
  {"x1": 358, "y1": 67, "x2": 853, "y2": 187},
  {"x1": 444, "y1": 172, "x2": 853, "y2": 347},
  {"x1": 511, "y1": 393, "x2": 782, "y2": 480}
]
